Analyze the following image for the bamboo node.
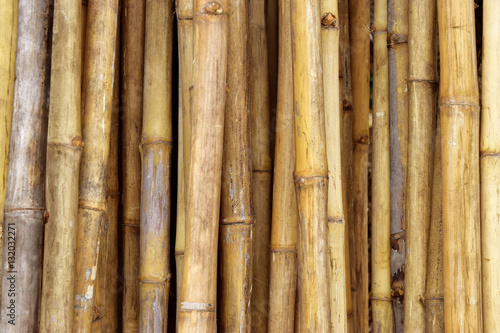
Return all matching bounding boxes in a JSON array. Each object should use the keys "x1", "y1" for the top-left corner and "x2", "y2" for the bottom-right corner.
[
  {"x1": 321, "y1": 13, "x2": 338, "y2": 29},
  {"x1": 328, "y1": 217, "x2": 344, "y2": 224},
  {"x1": 353, "y1": 134, "x2": 370, "y2": 145},
  {"x1": 180, "y1": 302, "x2": 216, "y2": 312},
  {"x1": 203, "y1": 2, "x2": 224, "y2": 15},
  {"x1": 342, "y1": 99, "x2": 353, "y2": 112},
  {"x1": 480, "y1": 151, "x2": 500, "y2": 157},
  {"x1": 370, "y1": 294, "x2": 392, "y2": 302}
]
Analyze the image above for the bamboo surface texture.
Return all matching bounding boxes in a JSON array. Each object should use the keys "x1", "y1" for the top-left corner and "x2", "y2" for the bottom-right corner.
[
  {"x1": 73, "y1": 0, "x2": 119, "y2": 330},
  {"x1": 177, "y1": 0, "x2": 228, "y2": 330},
  {"x1": 438, "y1": 0, "x2": 482, "y2": 331},
  {"x1": 268, "y1": 0, "x2": 297, "y2": 329},
  {"x1": 40, "y1": 0, "x2": 82, "y2": 331}
]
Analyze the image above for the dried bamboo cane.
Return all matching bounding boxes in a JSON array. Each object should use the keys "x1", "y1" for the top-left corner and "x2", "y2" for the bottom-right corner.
[
  {"x1": 139, "y1": 0, "x2": 174, "y2": 329},
  {"x1": 40, "y1": 0, "x2": 82, "y2": 331},
  {"x1": 218, "y1": 0, "x2": 253, "y2": 329},
  {"x1": 82, "y1": 0, "x2": 88, "y2": 76},
  {"x1": 177, "y1": 0, "x2": 228, "y2": 330},
  {"x1": 348, "y1": 0, "x2": 370, "y2": 330},
  {"x1": 73, "y1": 0, "x2": 119, "y2": 330},
  {"x1": 291, "y1": 0, "x2": 331, "y2": 329},
  {"x1": 249, "y1": 0, "x2": 273, "y2": 327},
  {"x1": 268, "y1": 0, "x2": 297, "y2": 329},
  {"x1": 437, "y1": 0, "x2": 482, "y2": 331},
  {"x1": 404, "y1": 0, "x2": 437, "y2": 330},
  {"x1": 0, "y1": 1, "x2": 50, "y2": 330}
]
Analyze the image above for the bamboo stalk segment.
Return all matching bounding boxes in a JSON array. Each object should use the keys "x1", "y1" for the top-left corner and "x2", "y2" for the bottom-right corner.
[
  {"x1": 40, "y1": 0, "x2": 82, "y2": 331},
  {"x1": 268, "y1": 0, "x2": 297, "y2": 329},
  {"x1": 437, "y1": 0, "x2": 482, "y2": 331},
  {"x1": 291, "y1": 0, "x2": 331, "y2": 329},
  {"x1": 73, "y1": 0, "x2": 119, "y2": 330},
  {"x1": 0, "y1": 0, "x2": 50, "y2": 330},
  {"x1": 177, "y1": 0, "x2": 228, "y2": 330}
]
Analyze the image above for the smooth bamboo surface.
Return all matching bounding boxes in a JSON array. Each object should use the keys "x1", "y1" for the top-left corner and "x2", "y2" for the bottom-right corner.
[
  {"x1": 268, "y1": 0, "x2": 297, "y2": 329},
  {"x1": 177, "y1": 0, "x2": 228, "y2": 330},
  {"x1": 73, "y1": 0, "x2": 119, "y2": 330},
  {"x1": 437, "y1": 0, "x2": 482, "y2": 331},
  {"x1": 40, "y1": 0, "x2": 82, "y2": 331}
]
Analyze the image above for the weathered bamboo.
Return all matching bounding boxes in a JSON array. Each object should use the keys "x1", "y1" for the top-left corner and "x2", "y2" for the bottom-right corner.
[
  {"x1": 40, "y1": 0, "x2": 82, "y2": 331},
  {"x1": 404, "y1": 0, "x2": 437, "y2": 330},
  {"x1": 249, "y1": 0, "x2": 273, "y2": 327},
  {"x1": 73, "y1": 0, "x2": 119, "y2": 330},
  {"x1": 81, "y1": 0, "x2": 88, "y2": 79},
  {"x1": 291, "y1": 0, "x2": 331, "y2": 329},
  {"x1": 437, "y1": 0, "x2": 482, "y2": 331},
  {"x1": 268, "y1": 0, "x2": 297, "y2": 329},
  {"x1": 177, "y1": 0, "x2": 228, "y2": 330},
  {"x1": 348, "y1": 0, "x2": 370, "y2": 330},
  {"x1": 218, "y1": 0, "x2": 253, "y2": 330}
]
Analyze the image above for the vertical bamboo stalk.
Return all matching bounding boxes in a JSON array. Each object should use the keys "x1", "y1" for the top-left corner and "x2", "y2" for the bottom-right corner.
[
  {"x1": 40, "y1": 0, "x2": 82, "y2": 331},
  {"x1": 177, "y1": 0, "x2": 228, "y2": 330},
  {"x1": 249, "y1": 0, "x2": 273, "y2": 327},
  {"x1": 268, "y1": 0, "x2": 297, "y2": 329},
  {"x1": 218, "y1": 0, "x2": 253, "y2": 329},
  {"x1": 175, "y1": 105, "x2": 185, "y2": 330},
  {"x1": 348, "y1": 0, "x2": 370, "y2": 330},
  {"x1": 404, "y1": 0, "x2": 438, "y2": 331},
  {"x1": 481, "y1": 1, "x2": 500, "y2": 331},
  {"x1": 291, "y1": 0, "x2": 331, "y2": 329},
  {"x1": 73, "y1": 0, "x2": 119, "y2": 330},
  {"x1": 438, "y1": 0, "x2": 482, "y2": 331},
  {"x1": 0, "y1": 0, "x2": 50, "y2": 330}
]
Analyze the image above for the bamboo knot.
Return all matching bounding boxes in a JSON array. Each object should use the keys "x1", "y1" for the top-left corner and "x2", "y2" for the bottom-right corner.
[
  {"x1": 354, "y1": 134, "x2": 370, "y2": 145},
  {"x1": 328, "y1": 217, "x2": 344, "y2": 224},
  {"x1": 72, "y1": 136, "x2": 84, "y2": 148},
  {"x1": 203, "y1": 2, "x2": 224, "y2": 15},
  {"x1": 180, "y1": 302, "x2": 215, "y2": 312},
  {"x1": 342, "y1": 99, "x2": 353, "y2": 112},
  {"x1": 321, "y1": 13, "x2": 338, "y2": 29},
  {"x1": 387, "y1": 32, "x2": 408, "y2": 46},
  {"x1": 370, "y1": 294, "x2": 392, "y2": 302}
]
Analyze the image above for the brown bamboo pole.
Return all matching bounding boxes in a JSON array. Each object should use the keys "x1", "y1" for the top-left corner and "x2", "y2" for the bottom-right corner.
[
  {"x1": 40, "y1": 0, "x2": 82, "y2": 331},
  {"x1": 177, "y1": 0, "x2": 228, "y2": 330},
  {"x1": 291, "y1": 0, "x2": 331, "y2": 329},
  {"x1": 218, "y1": 0, "x2": 253, "y2": 329},
  {"x1": 437, "y1": 0, "x2": 482, "y2": 331},
  {"x1": 348, "y1": 0, "x2": 370, "y2": 330},
  {"x1": 139, "y1": 1, "x2": 174, "y2": 329},
  {"x1": 482, "y1": 2, "x2": 500, "y2": 331},
  {"x1": 73, "y1": 0, "x2": 119, "y2": 330},
  {"x1": 0, "y1": 0, "x2": 50, "y2": 330},
  {"x1": 249, "y1": 0, "x2": 273, "y2": 327},
  {"x1": 268, "y1": 0, "x2": 297, "y2": 329},
  {"x1": 404, "y1": 0, "x2": 437, "y2": 330}
]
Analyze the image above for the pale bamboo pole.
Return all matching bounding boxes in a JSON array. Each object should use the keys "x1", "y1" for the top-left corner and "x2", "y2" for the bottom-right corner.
[
  {"x1": 73, "y1": 0, "x2": 119, "y2": 330},
  {"x1": 249, "y1": 0, "x2": 273, "y2": 327},
  {"x1": 177, "y1": 0, "x2": 228, "y2": 330},
  {"x1": 40, "y1": 0, "x2": 82, "y2": 331},
  {"x1": 348, "y1": 0, "x2": 370, "y2": 329},
  {"x1": 404, "y1": 0, "x2": 438, "y2": 330},
  {"x1": 438, "y1": 0, "x2": 482, "y2": 331},
  {"x1": 268, "y1": 0, "x2": 297, "y2": 329},
  {"x1": 81, "y1": 0, "x2": 88, "y2": 78},
  {"x1": 218, "y1": 0, "x2": 253, "y2": 329},
  {"x1": 371, "y1": 0, "x2": 393, "y2": 331},
  {"x1": 291, "y1": 0, "x2": 331, "y2": 329}
]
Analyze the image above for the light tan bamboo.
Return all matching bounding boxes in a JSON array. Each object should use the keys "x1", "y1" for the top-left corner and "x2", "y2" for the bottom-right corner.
[
  {"x1": 371, "y1": 0, "x2": 393, "y2": 331},
  {"x1": 268, "y1": 0, "x2": 297, "y2": 329},
  {"x1": 348, "y1": 0, "x2": 370, "y2": 330},
  {"x1": 404, "y1": 0, "x2": 438, "y2": 330},
  {"x1": 437, "y1": 0, "x2": 482, "y2": 331},
  {"x1": 40, "y1": 0, "x2": 82, "y2": 331},
  {"x1": 249, "y1": 0, "x2": 273, "y2": 327},
  {"x1": 177, "y1": 0, "x2": 228, "y2": 330},
  {"x1": 291, "y1": 0, "x2": 331, "y2": 329},
  {"x1": 81, "y1": 0, "x2": 88, "y2": 79},
  {"x1": 73, "y1": 0, "x2": 119, "y2": 330}
]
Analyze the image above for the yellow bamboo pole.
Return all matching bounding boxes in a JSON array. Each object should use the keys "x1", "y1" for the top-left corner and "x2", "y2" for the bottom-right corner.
[
  {"x1": 73, "y1": 0, "x2": 119, "y2": 330},
  {"x1": 268, "y1": 0, "x2": 297, "y2": 329},
  {"x1": 177, "y1": 0, "x2": 228, "y2": 330},
  {"x1": 438, "y1": 0, "x2": 482, "y2": 331}
]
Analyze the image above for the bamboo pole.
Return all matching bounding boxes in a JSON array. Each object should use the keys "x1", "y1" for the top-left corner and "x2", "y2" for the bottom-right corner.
[
  {"x1": 437, "y1": 0, "x2": 482, "y2": 331},
  {"x1": 73, "y1": 0, "x2": 119, "y2": 330},
  {"x1": 291, "y1": 0, "x2": 331, "y2": 329},
  {"x1": 348, "y1": 0, "x2": 370, "y2": 330},
  {"x1": 177, "y1": 0, "x2": 228, "y2": 330},
  {"x1": 40, "y1": 0, "x2": 82, "y2": 331},
  {"x1": 404, "y1": 0, "x2": 437, "y2": 330},
  {"x1": 268, "y1": 0, "x2": 297, "y2": 329},
  {"x1": 218, "y1": 0, "x2": 253, "y2": 329},
  {"x1": 249, "y1": 0, "x2": 273, "y2": 327},
  {"x1": 0, "y1": 0, "x2": 50, "y2": 330}
]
